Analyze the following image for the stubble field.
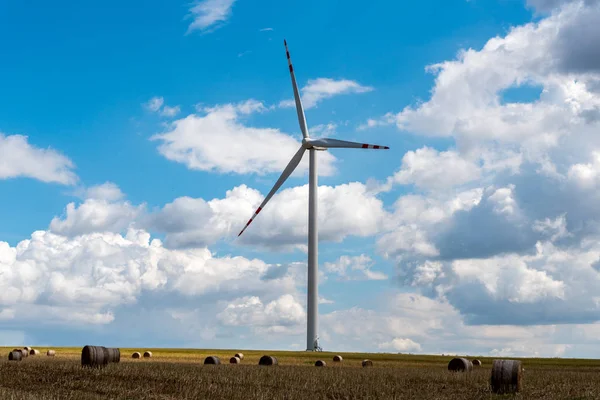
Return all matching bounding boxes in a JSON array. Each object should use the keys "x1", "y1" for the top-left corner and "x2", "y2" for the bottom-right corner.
[{"x1": 0, "y1": 347, "x2": 599, "y2": 399}]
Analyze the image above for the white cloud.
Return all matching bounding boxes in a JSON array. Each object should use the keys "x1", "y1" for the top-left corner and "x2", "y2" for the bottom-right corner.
[
  {"x1": 389, "y1": 147, "x2": 482, "y2": 192},
  {"x1": 144, "y1": 96, "x2": 181, "y2": 118},
  {"x1": 0, "y1": 133, "x2": 77, "y2": 185},
  {"x1": 49, "y1": 183, "x2": 143, "y2": 237},
  {"x1": 279, "y1": 78, "x2": 374, "y2": 110},
  {"x1": 309, "y1": 123, "x2": 337, "y2": 137},
  {"x1": 160, "y1": 105, "x2": 181, "y2": 117},
  {"x1": 150, "y1": 100, "x2": 337, "y2": 176},
  {"x1": 364, "y1": 2, "x2": 600, "y2": 173},
  {"x1": 378, "y1": 337, "x2": 422, "y2": 352},
  {"x1": 186, "y1": 0, "x2": 237, "y2": 34},
  {"x1": 451, "y1": 253, "x2": 567, "y2": 303},
  {"x1": 144, "y1": 96, "x2": 164, "y2": 112},
  {"x1": 147, "y1": 182, "x2": 389, "y2": 250},
  {"x1": 217, "y1": 294, "x2": 305, "y2": 334},
  {"x1": 0, "y1": 226, "x2": 298, "y2": 327},
  {"x1": 324, "y1": 255, "x2": 387, "y2": 281},
  {"x1": 318, "y1": 296, "x2": 334, "y2": 304},
  {"x1": 352, "y1": 2, "x2": 600, "y2": 331},
  {"x1": 84, "y1": 182, "x2": 125, "y2": 202}
]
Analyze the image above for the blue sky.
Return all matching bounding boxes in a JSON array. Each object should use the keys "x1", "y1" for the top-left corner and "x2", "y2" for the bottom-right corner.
[{"x1": 3, "y1": 0, "x2": 600, "y2": 357}]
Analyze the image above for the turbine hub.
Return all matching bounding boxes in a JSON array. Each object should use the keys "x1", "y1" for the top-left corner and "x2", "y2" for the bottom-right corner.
[{"x1": 302, "y1": 138, "x2": 327, "y2": 151}]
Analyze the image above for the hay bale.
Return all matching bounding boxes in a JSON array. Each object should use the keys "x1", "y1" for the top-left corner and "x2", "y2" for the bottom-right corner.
[
  {"x1": 81, "y1": 345, "x2": 109, "y2": 368},
  {"x1": 143, "y1": 351, "x2": 152, "y2": 358},
  {"x1": 46, "y1": 350, "x2": 56, "y2": 357},
  {"x1": 258, "y1": 355, "x2": 278, "y2": 366},
  {"x1": 204, "y1": 356, "x2": 221, "y2": 365},
  {"x1": 333, "y1": 355, "x2": 343, "y2": 362},
  {"x1": 490, "y1": 359, "x2": 523, "y2": 394},
  {"x1": 235, "y1": 352, "x2": 244, "y2": 360},
  {"x1": 230, "y1": 356, "x2": 241, "y2": 364},
  {"x1": 132, "y1": 352, "x2": 141, "y2": 359},
  {"x1": 362, "y1": 359, "x2": 373, "y2": 367},
  {"x1": 105, "y1": 348, "x2": 120, "y2": 363},
  {"x1": 20, "y1": 348, "x2": 28, "y2": 358},
  {"x1": 29, "y1": 349, "x2": 40, "y2": 356},
  {"x1": 315, "y1": 360, "x2": 326, "y2": 367},
  {"x1": 24, "y1": 346, "x2": 32, "y2": 352},
  {"x1": 472, "y1": 359, "x2": 482, "y2": 366},
  {"x1": 9, "y1": 350, "x2": 22, "y2": 361},
  {"x1": 448, "y1": 357, "x2": 473, "y2": 372}
]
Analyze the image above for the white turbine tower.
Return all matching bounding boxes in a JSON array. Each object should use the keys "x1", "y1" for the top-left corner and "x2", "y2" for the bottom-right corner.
[{"x1": 238, "y1": 40, "x2": 389, "y2": 351}]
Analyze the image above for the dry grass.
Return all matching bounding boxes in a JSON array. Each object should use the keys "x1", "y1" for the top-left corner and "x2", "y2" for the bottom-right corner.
[{"x1": 0, "y1": 347, "x2": 599, "y2": 399}]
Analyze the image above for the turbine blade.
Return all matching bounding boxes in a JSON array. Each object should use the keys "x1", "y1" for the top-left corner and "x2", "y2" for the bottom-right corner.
[
  {"x1": 308, "y1": 138, "x2": 390, "y2": 149},
  {"x1": 284, "y1": 40, "x2": 309, "y2": 139},
  {"x1": 238, "y1": 145, "x2": 307, "y2": 237}
]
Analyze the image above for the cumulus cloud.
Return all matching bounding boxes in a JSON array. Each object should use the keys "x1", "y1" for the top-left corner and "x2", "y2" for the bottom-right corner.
[
  {"x1": 217, "y1": 294, "x2": 305, "y2": 334},
  {"x1": 378, "y1": 338, "x2": 422, "y2": 352},
  {"x1": 186, "y1": 0, "x2": 237, "y2": 33},
  {"x1": 324, "y1": 255, "x2": 387, "y2": 281},
  {"x1": 279, "y1": 78, "x2": 373, "y2": 110},
  {"x1": 150, "y1": 100, "x2": 337, "y2": 176},
  {"x1": 318, "y1": 291, "x2": 600, "y2": 357},
  {"x1": 49, "y1": 183, "x2": 143, "y2": 237},
  {"x1": 84, "y1": 182, "x2": 125, "y2": 202},
  {"x1": 146, "y1": 182, "x2": 389, "y2": 250},
  {"x1": 0, "y1": 133, "x2": 77, "y2": 185},
  {"x1": 348, "y1": 1, "x2": 600, "y2": 331},
  {"x1": 365, "y1": 2, "x2": 600, "y2": 168},
  {"x1": 389, "y1": 147, "x2": 482, "y2": 192},
  {"x1": 0, "y1": 227, "x2": 306, "y2": 327}
]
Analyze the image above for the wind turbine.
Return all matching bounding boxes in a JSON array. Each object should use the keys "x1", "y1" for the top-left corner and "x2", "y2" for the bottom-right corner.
[{"x1": 238, "y1": 40, "x2": 389, "y2": 351}]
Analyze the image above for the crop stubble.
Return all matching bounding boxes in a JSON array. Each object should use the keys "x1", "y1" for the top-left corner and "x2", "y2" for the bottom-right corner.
[{"x1": 0, "y1": 349, "x2": 599, "y2": 399}]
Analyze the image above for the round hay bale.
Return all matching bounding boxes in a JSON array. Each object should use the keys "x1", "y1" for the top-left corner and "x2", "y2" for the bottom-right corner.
[
  {"x1": 234, "y1": 352, "x2": 244, "y2": 360},
  {"x1": 20, "y1": 348, "x2": 28, "y2": 358},
  {"x1": 81, "y1": 345, "x2": 109, "y2": 368},
  {"x1": 315, "y1": 360, "x2": 326, "y2": 367},
  {"x1": 204, "y1": 356, "x2": 221, "y2": 365},
  {"x1": 448, "y1": 357, "x2": 473, "y2": 372},
  {"x1": 333, "y1": 355, "x2": 343, "y2": 362},
  {"x1": 29, "y1": 349, "x2": 40, "y2": 356},
  {"x1": 132, "y1": 352, "x2": 141, "y2": 359},
  {"x1": 105, "y1": 348, "x2": 120, "y2": 363},
  {"x1": 258, "y1": 355, "x2": 278, "y2": 366},
  {"x1": 230, "y1": 356, "x2": 241, "y2": 364},
  {"x1": 490, "y1": 359, "x2": 523, "y2": 394},
  {"x1": 143, "y1": 351, "x2": 152, "y2": 358},
  {"x1": 24, "y1": 346, "x2": 32, "y2": 352},
  {"x1": 472, "y1": 359, "x2": 482, "y2": 366},
  {"x1": 8, "y1": 350, "x2": 22, "y2": 361},
  {"x1": 361, "y1": 359, "x2": 373, "y2": 367},
  {"x1": 46, "y1": 350, "x2": 56, "y2": 357}
]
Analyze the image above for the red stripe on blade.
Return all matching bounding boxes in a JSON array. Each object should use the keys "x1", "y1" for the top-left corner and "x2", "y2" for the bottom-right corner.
[{"x1": 362, "y1": 144, "x2": 368, "y2": 148}]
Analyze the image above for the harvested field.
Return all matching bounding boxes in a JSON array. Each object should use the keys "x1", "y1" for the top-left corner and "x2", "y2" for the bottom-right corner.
[{"x1": 0, "y1": 347, "x2": 599, "y2": 399}]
